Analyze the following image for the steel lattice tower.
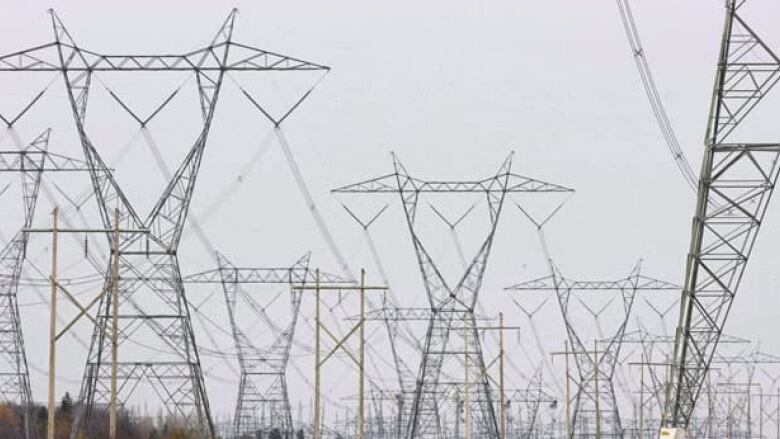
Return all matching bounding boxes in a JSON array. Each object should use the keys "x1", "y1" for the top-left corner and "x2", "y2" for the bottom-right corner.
[
  {"x1": 508, "y1": 263, "x2": 678, "y2": 437},
  {"x1": 0, "y1": 131, "x2": 48, "y2": 423},
  {"x1": 0, "y1": 131, "x2": 49, "y2": 439},
  {"x1": 334, "y1": 153, "x2": 572, "y2": 438},
  {"x1": 660, "y1": 0, "x2": 780, "y2": 434},
  {"x1": 0, "y1": 129, "x2": 92, "y2": 439},
  {"x1": 0, "y1": 9, "x2": 328, "y2": 438},
  {"x1": 183, "y1": 253, "x2": 351, "y2": 438}
]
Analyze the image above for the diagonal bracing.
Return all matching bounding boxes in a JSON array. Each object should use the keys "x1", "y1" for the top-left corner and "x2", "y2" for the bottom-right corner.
[
  {"x1": 0, "y1": 9, "x2": 329, "y2": 438},
  {"x1": 661, "y1": 0, "x2": 780, "y2": 434},
  {"x1": 507, "y1": 263, "x2": 679, "y2": 438},
  {"x1": 334, "y1": 153, "x2": 572, "y2": 438},
  {"x1": 0, "y1": 129, "x2": 93, "y2": 439},
  {"x1": 183, "y1": 253, "x2": 351, "y2": 438}
]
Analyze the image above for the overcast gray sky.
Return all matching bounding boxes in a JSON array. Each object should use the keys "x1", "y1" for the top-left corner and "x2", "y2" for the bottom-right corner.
[{"x1": 1, "y1": 0, "x2": 780, "y2": 425}]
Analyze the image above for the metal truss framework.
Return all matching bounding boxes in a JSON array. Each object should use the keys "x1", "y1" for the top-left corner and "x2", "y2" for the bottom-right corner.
[
  {"x1": 0, "y1": 9, "x2": 328, "y2": 438},
  {"x1": 661, "y1": 0, "x2": 780, "y2": 432},
  {"x1": 508, "y1": 264, "x2": 679, "y2": 438},
  {"x1": 183, "y1": 253, "x2": 351, "y2": 438},
  {"x1": 353, "y1": 306, "x2": 506, "y2": 439},
  {"x1": 334, "y1": 154, "x2": 572, "y2": 438},
  {"x1": 504, "y1": 368, "x2": 556, "y2": 439},
  {"x1": 0, "y1": 130, "x2": 48, "y2": 439},
  {"x1": 623, "y1": 328, "x2": 749, "y2": 426},
  {"x1": 0, "y1": 129, "x2": 91, "y2": 439}
]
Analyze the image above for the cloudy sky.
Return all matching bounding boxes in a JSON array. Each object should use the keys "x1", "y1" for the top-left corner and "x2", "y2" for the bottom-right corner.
[{"x1": 1, "y1": 0, "x2": 779, "y2": 426}]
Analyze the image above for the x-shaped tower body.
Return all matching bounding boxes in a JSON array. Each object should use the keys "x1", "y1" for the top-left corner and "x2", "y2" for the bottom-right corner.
[
  {"x1": 334, "y1": 154, "x2": 572, "y2": 438},
  {"x1": 183, "y1": 253, "x2": 351, "y2": 438},
  {"x1": 0, "y1": 9, "x2": 328, "y2": 437},
  {"x1": 507, "y1": 264, "x2": 678, "y2": 438}
]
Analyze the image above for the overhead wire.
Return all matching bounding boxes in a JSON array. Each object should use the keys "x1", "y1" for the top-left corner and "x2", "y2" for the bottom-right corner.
[
  {"x1": 438, "y1": 203, "x2": 532, "y2": 390},
  {"x1": 237, "y1": 76, "x2": 411, "y2": 407},
  {"x1": 274, "y1": 126, "x2": 354, "y2": 280},
  {"x1": 514, "y1": 194, "x2": 576, "y2": 399},
  {"x1": 3, "y1": 57, "x2": 395, "y2": 424},
  {"x1": 134, "y1": 81, "x2": 397, "y2": 416},
  {"x1": 616, "y1": 0, "x2": 698, "y2": 192}
]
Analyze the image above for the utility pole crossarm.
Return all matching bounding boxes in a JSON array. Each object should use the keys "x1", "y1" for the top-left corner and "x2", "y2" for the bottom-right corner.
[{"x1": 509, "y1": 263, "x2": 677, "y2": 437}]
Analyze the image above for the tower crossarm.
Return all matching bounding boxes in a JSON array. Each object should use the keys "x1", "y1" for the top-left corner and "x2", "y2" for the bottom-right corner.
[
  {"x1": 26, "y1": 8, "x2": 331, "y2": 437},
  {"x1": 620, "y1": 330, "x2": 748, "y2": 346},
  {"x1": 183, "y1": 266, "x2": 351, "y2": 285},
  {"x1": 0, "y1": 128, "x2": 92, "y2": 174},
  {"x1": 0, "y1": 149, "x2": 93, "y2": 172},
  {"x1": 508, "y1": 264, "x2": 677, "y2": 437},
  {"x1": 506, "y1": 274, "x2": 680, "y2": 292},
  {"x1": 332, "y1": 172, "x2": 573, "y2": 194},
  {"x1": 333, "y1": 154, "x2": 574, "y2": 438},
  {"x1": 712, "y1": 350, "x2": 780, "y2": 365},
  {"x1": 0, "y1": 14, "x2": 329, "y2": 73},
  {"x1": 345, "y1": 307, "x2": 493, "y2": 322}
]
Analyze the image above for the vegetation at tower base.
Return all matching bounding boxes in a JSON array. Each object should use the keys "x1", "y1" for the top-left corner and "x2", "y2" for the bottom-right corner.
[{"x1": 0, "y1": 393, "x2": 230, "y2": 439}]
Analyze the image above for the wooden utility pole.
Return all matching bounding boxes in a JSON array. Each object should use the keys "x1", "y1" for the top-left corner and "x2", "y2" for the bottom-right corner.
[
  {"x1": 552, "y1": 341, "x2": 606, "y2": 438},
  {"x1": 110, "y1": 209, "x2": 120, "y2": 439},
  {"x1": 550, "y1": 341, "x2": 573, "y2": 438},
  {"x1": 472, "y1": 313, "x2": 519, "y2": 439},
  {"x1": 314, "y1": 270, "x2": 321, "y2": 439},
  {"x1": 358, "y1": 269, "x2": 365, "y2": 439},
  {"x1": 565, "y1": 341, "x2": 570, "y2": 438},
  {"x1": 594, "y1": 340, "x2": 600, "y2": 439},
  {"x1": 35, "y1": 208, "x2": 144, "y2": 439},
  {"x1": 748, "y1": 383, "x2": 752, "y2": 439},
  {"x1": 298, "y1": 269, "x2": 386, "y2": 439},
  {"x1": 499, "y1": 312, "x2": 505, "y2": 439},
  {"x1": 639, "y1": 353, "x2": 645, "y2": 439},
  {"x1": 707, "y1": 375, "x2": 713, "y2": 439},
  {"x1": 718, "y1": 381, "x2": 761, "y2": 439},
  {"x1": 46, "y1": 208, "x2": 58, "y2": 439},
  {"x1": 759, "y1": 387, "x2": 763, "y2": 439},
  {"x1": 464, "y1": 313, "x2": 472, "y2": 439},
  {"x1": 627, "y1": 356, "x2": 673, "y2": 439}
]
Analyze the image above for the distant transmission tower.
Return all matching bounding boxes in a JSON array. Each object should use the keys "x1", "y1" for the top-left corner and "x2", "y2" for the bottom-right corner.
[
  {"x1": 334, "y1": 153, "x2": 572, "y2": 438},
  {"x1": 183, "y1": 253, "x2": 351, "y2": 438},
  {"x1": 507, "y1": 262, "x2": 678, "y2": 437},
  {"x1": 0, "y1": 9, "x2": 328, "y2": 438}
]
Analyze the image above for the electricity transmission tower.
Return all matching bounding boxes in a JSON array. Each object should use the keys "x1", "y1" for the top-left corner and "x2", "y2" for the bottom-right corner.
[
  {"x1": 0, "y1": 9, "x2": 328, "y2": 438},
  {"x1": 660, "y1": 0, "x2": 780, "y2": 435},
  {"x1": 183, "y1": 252, "x2": 351, "y2": 438},
  {"x1": 334, "y1": 153, "x2": 572, "y2": 438},
  {"x1": 0, "y1": 129, "x2": 91, "y2": 439},
  {"x1": 507, "y1": 262, "x2": 679, "y2": 437}
]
